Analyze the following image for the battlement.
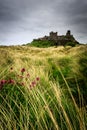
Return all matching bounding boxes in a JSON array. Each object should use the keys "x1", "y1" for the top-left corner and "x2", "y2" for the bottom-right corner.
[
  {"x1": 33, "y1": 30, "x2": 79, "y2": 46},
  {"x1": 66, "y1": 30, "x2": 71, "y2": 36},
  {"x1": 49, "y1": 31, "x2": 58, "y2": 41}
]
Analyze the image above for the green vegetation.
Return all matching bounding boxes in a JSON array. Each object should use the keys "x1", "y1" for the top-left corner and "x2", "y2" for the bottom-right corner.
[
  {"x1": 31, "y1": 40, "x2": 79, "y2": 47},
  {"x1": 65, "y1": 42, "x2": 77, "y2": 47},
  {"x1": 29, "y1": 40, "x2": 55, "y2": 47},
  {"x1": 27, "y1": 38, "x2": 79, "y2": 48},
  {"x1": 0, "y1": 45, "x2": 87, "y2": 130}
]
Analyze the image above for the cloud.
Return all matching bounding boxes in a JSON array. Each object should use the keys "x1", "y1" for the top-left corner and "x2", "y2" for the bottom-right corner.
[
  {"x1": 0, "y1": 0, "x2": 87, "y2": 45},
  {"x1": 64, "y1": 0, "x2": 87, "y2": 32}
]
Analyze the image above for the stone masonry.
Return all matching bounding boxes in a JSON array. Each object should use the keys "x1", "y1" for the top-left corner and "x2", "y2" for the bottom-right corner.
[{"x1": 33, "y1": 30, "x2": 79, "y2": 46}]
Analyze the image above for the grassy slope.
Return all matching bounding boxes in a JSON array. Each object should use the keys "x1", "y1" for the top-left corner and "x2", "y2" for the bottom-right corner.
[{"x1": 0, "y1": 45, "x2": 87, "y2": 130}]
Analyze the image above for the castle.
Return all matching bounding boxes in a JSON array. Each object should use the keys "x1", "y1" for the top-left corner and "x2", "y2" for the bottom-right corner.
[{"x1": 33, "y1": 30, "x2": 79, "y2": 46}]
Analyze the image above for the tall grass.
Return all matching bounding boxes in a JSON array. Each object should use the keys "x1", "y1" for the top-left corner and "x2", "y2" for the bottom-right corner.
[{"x1": 0, "y1": 45, "x2": 87, "y2": 130}]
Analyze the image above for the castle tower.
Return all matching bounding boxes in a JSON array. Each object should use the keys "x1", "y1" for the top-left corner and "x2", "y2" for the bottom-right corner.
[
  {"x1": 66, "y1": 30, "x2": 71, "y2": 36},
  {"x1": 49, "y1": 31, "x2": 58, "y2": 41}
]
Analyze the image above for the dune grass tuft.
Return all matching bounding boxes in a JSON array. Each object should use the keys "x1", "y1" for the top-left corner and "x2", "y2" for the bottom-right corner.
[{"x1": 0, "y1": 45, "x2": 87, "y2": 130}]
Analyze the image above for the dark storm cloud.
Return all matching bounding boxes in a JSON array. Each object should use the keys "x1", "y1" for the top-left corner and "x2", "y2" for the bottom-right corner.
[
  {"x1": 0, "y1": 0, "x2": 64, "y2": 45},
  {"x1": 65, "y1": 0, "x2": 87, "y2": 33},
  {"x1": 53, "y1": 0, "x2": 87, "y2": 43},
  {"x1": 0, "y1": 0, "x2": 87, "y2": 45},
  {"x1": 0, "y1": 0, "x2": 19, "y2": 22},
  {"x1": 0, "y1": 0, "x2": 33, "y2": 22},
  {"x1": 0, "y1": 0, "x2": 40, "y2": 44}
]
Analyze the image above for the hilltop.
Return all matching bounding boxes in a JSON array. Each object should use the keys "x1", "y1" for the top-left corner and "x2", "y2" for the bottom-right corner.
[{"x1": 28, "y1": 30, "x2": 79, "y2": 47}]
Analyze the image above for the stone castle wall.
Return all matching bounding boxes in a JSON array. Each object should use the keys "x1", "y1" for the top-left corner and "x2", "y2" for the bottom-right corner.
[{"x1": 33, "y1": 30, "x2": 79, "y2": 46}]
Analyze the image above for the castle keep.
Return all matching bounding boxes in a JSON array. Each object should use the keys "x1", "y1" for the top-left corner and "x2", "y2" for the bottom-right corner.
[{"x1": 33, "y1": 30, "x2": 79, "y2": 46}]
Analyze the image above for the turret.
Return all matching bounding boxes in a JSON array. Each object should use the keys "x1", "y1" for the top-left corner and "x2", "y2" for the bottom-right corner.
[
  {"x1": 66, "y1": 30, "x2": 71, "y2": 36},
  {"x1": 49, "y1": 31, "x2": 58, "y2": 41}
]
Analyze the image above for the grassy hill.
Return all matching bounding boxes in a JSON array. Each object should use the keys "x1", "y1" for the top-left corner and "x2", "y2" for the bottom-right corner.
[
  {"x1": 28, "y1": 40, "x2": 55, "y2": 47},
  {"x1": 0, "y1": 45, "x2": 87, "y2": 130},
  {"x1": 28, "y1": 40, "x2": 78, "y2": 47}
]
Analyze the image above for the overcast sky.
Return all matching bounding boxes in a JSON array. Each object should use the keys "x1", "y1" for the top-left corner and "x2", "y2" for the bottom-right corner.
[{"x1": 0, "y1": 0, "x2": 87, "y2": 45}]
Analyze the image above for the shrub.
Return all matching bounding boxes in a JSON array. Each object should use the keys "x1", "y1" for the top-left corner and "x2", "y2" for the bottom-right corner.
[
  {"x1": 65, "y1": 42, "x2": 76, "y2": 47},
  {"x1": 29, "y1": 40, "x2": 55, "y2": 47}
]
